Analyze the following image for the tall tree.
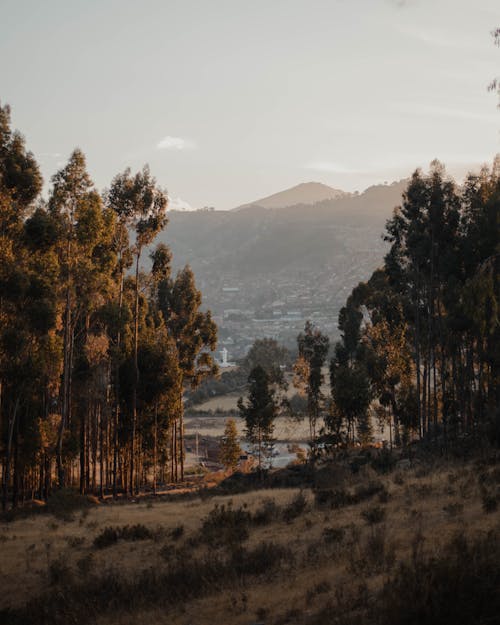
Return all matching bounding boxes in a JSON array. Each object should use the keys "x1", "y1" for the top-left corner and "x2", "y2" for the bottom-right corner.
[
  {"x1": 156, "y1": 263, "x2": 217, "y2": 481},
  {"x1": 294, "y1": 321, "x2": 329, "y2": 459},
  {"x1": 238, "y1": 365, "x2": 277, "y2": 473},
  {"x1": 48, "y1": 149, "x2": 100, "y2": 487},
  {"x1": 107, "y1": 167, "x2": 168, "y2": 493}
]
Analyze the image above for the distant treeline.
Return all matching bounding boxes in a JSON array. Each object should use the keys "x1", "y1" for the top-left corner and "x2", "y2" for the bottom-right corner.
[{"x1": 0, "y1": 104, "x2": 217, "y2": 510}]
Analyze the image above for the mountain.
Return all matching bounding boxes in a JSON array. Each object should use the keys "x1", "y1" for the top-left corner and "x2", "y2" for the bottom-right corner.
[
  {"x1": 234, "y1": 181, "x2": 348, "y2": 211},
  {"x1": 156, "y1": 179, "x2": 409, "y2": 356}
]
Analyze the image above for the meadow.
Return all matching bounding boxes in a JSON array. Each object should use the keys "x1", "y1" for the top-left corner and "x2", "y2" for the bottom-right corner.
[{"x1": 2, "y1": 449, "x2": 499, "y2": 625}]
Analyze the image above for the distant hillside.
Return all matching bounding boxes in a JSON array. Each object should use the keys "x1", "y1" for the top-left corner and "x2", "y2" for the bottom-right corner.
[
  {"x1": 234, "y1": 181, "x2": 348, "y2": 211},
  {"x1": 157, "y1": 178, "x2": 409, "y2": 353},
  {"x1": 162, "y1": 179, "x2": 407, "y2": 277}
]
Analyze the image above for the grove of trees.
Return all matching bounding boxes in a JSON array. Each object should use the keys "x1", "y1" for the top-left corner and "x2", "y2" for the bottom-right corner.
[
  {"x1": 0, "y1": 103, "x2": 217, "y2": 510},
  {"x1": 318, "y1": 159, "x2": 499, "y2": 452}
]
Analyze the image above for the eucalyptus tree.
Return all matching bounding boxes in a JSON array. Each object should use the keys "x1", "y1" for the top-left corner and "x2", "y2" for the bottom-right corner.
[
  {"x1": 0, "y1": 103, "x2": 43, "y2": 509},
  {"x1": 155, "y1": 262, "x2": 217, "y2": 481},
  {"x1": 238, "y1": 365, "x2": 277, "y2": 473},
  {"x1": 107, "y1": 167, "x2": 168, "y2": 493},
  {"x1": 294, "y1": 321, "x2": 329, "y2": 459},
  {"x1": 48, "y1": 149, "x2": 109, "y2": 487}
]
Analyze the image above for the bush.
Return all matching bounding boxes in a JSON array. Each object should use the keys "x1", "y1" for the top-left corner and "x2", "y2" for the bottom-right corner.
[
  {"x1": 306, "y1": 580, "x2": 331, "y2": 605},
  {"x1": 232, "y1": 542, "x2": 294, "y2": 576},
  {"x1": 93, "y1": 524, "x2": 153, "y2": 549},
  {"x1": 93, "y1": 527, "x2": 119, "y2": 549},
  {"x1": 361, "y1": 505, "x2": 386, "y2": 525},
  {"x1": 375, "y1": 531, "x2": 500, "y2": 625},
  {"x1": 482, "y1": 492, "x2": 498, "y2": 513},
  {"x1": 65, "y1": 535, "x2": 85, "y2": 548},
  {"x1": 315, "y1": 481, "x2": 386, "y2": 509},
  {"x1": 371, "y1": 448, "x2": 396, "y2": 474},
  {"x1": 322, "y1": 526, "x2": 345, "y2": 544},
  {"x1": 200, "y1": 503, "x2": 251, "y2": 547},
  {"x1": 46, "y1": 488, "x2": 93, "y2": 521},
  {"x1": 48, "y1": 559, "x2": 72, "y2": 586},
  {"x1": 443, "y1": 502, "x2": 464, "y2": 517},
  {"x1": 282, "y1": 492, "x2": 307, "y2": 523},
  {"x1": 76, "y1": 553, "x2": 94, "y2": 577},
  {"x1": 170, "y1": 525, "x2": 185, "y2": 540},
  {"x1": 252, "y1": 498, "x2": 280, "y2": 525}
]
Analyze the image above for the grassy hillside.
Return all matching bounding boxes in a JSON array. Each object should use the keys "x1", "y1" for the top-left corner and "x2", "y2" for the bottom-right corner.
[{"x1": 2, "y1": 450, "x2": 499, "y2": 625}]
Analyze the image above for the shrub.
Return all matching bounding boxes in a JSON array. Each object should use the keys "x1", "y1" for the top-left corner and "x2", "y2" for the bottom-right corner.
[
  {"x1": 315, "y1": 481, "x2": 386, "y2": 509},
  {"x1": 482, "y1": 492, "x2": 498, "y2": 513},
  {"x1": 252, "y1": 498, "x2": 280, "y2": 525},
  {"x1": 322, "y1": 526, "x2": 345, "y2": 544},
  {"x1": 365, "y1": 527, "x2": 395, "y2": 572},
  {"x1": 200, "y1": 503, "x2": 251, "y2": 547},
  {"x1": 375, "y1": 530, "x2": 500, "y2": 625},
  {"x1": 362, "y1": 505, "x2": 386, "y2": 525},
  {"x1": 46, "y1": 488, "x2": 92, "y2": 521},
  {"x1": 65, "y1": 535, "x2": 85, "y2": 548},
  {"x1": 120, "y1": 524, "x2": 154, "y2": 541},
  {"x1": 170, "y1": 524, "x2": 185, "y2": 540},
  {"x1": 76, "y1": 553, "x2": 94, "y2": 577},
  {"x1": 93, "y1": 526, "x2": 119, "y2": 549},
  {"x1": 93, "y1": 524, "x2": 153, "y2": 549},
  {"x1": 232, "y1": 542, "x2": 294, "y2": 576},
  {"x1": 282, "y1": 492, "x2": 307, "y2": 523},
  {"x1": 48, "y1": 559, "x2": 72, "y2": 586},
  {"x1": 306, "y1": 580, "x2": 331, "y2": 605},
  {"x1": 371, "y1": 448, "x2": 396, "y2": 474},
  {"x1": 443, "y1": 502, "x2": 464, "y2": 517}
]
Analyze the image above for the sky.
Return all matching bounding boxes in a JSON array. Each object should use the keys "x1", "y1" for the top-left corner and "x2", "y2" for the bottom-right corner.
[{"x1": 1, "y1": 0, "x2": 499, "y2": 209}]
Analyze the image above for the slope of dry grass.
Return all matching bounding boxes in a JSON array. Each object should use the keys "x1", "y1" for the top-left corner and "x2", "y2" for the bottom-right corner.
[{"x1": 1, "y1": 452, "x2": 499, "y2": 625}]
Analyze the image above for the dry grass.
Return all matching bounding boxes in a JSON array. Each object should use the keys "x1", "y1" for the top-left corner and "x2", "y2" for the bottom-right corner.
[
  {"x1": 1, "y1": 455, "x2": 499, "y2": 625},
  {"x1": 185, "y1": 412, "x2": 317, "y2": 442}
]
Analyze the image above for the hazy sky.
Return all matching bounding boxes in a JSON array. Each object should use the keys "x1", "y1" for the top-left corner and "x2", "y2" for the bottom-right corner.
[{"x1": 1, "y1": 0, "x2": 499, "y2": 209}]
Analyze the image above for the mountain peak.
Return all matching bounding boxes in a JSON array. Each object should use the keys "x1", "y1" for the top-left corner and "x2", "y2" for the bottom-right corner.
[{"x1": 235, "y1": 181, "x2": 348, "y2": 211}]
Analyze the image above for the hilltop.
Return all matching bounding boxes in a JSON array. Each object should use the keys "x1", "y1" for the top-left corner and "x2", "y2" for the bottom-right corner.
[{"x1": 234, "y1": 181, "x2": 348, "y2": 211}]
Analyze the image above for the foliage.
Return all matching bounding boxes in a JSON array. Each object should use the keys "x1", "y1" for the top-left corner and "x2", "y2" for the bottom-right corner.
[
  {"x1": 294, "y1": 321, "x2": 330, "y2": 457},
  {"x1": 0, "y1": 102, "x2": 217, "y2": 510},
  {"x1": 238, "y1": 366, "x2": 278, "y2": 472},
  {"x1": 219, "y1": 418, "x2": 242, "y2": 471}
]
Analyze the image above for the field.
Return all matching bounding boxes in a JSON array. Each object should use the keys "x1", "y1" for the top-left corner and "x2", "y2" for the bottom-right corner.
[
  {"x1": 185, "y1": 412, "x2": 316, "y2": 442},
  {"x1": 2, "y1": 450, "x2": 500, "y2": 625}
]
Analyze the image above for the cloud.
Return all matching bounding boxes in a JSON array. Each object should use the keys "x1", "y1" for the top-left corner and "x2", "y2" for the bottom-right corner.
[
  {"x1": 157, "y1": 135, "x2": 197, "y2": 150},
  {"x1": 167, "y1": 195, "x2": 194, "y2": 211},
  {"x1": 305, "y1": 161, "x2": 359, "y2": 174}
]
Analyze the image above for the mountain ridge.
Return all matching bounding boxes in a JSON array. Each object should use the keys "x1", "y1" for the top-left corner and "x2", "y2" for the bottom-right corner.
[{"x1": 233, "y1": 181, "x2": 348, "y2": 211}]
